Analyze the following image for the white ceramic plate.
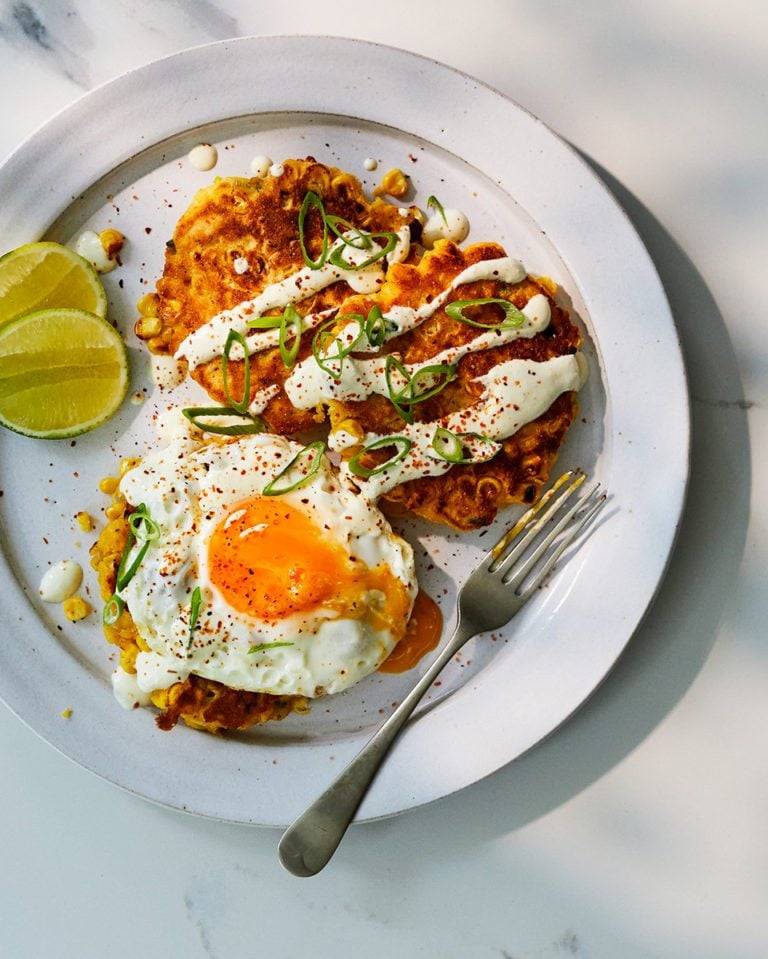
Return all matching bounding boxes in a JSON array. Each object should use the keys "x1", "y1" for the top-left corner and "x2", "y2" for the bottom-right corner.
[{"x1": 0, "y1": 37, "x2": 689, "y2": 826}]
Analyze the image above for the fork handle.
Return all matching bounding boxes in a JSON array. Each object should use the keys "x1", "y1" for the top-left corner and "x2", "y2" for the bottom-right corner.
[{"x1": 278, "y1": 615, "x2": 478, "y2": 877}]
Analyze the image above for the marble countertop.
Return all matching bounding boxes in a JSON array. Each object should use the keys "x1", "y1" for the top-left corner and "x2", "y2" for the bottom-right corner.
[{"x1": 1, "y1": 2, "x2": 765, "y2": 957}]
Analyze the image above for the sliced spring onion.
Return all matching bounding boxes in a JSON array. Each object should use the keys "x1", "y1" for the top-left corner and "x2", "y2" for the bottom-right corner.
[
  {"x1": 102, "y1": 594, "x2": 124, "y2": 626},
  {"x1": 128, "y1": 508, "x2": 160, "y2": 543},
  {"x1": 222, "y1": 328, "x2": 251, "y2": 414},
  {"x1": 445, "y1": 297, "x2": 526, "y2": 329},
  {"x1": 364, "y1": 306, "x2": 399, "y2": 348},
  {"x1": 364, "y1": 305, "x2": 387, "y2": 347},
  {"x1": 181, "y1": 407, "x2": 266, "y2": 436},
  {"x1": 311, "y1": 315, "x2": 365, "y2": 381},
  {"x1": 404, "y1": 363, "x2": 457, "y2": 403},
  {"x1": 384, "y1": 354, "x2": 415, "y2": 424},
  {"x1": 325, "y1": 215, "x2": 373, "y2": 250},
  {"x1": 348, "y1": 435, "x2": 412, "y2": 478},
  {"x1": 248, "y1": 641, "x2": 296, "y2": 654},
  {"x1": 115, "y1": 505, "x2": 153, "y2": 591},
  {"x1": 431, "y1": 428, "x2": 499, "y2": 464},
  {"x1": 328, "y1": 231, "x2": 398, "y2": 270},
  {"x1": 431, "y1": 427, "x2": 465, "y2": 463},
  {"x1": 427, "y1": 195, "x2": 448, "y2": 226},
  {"x1": 298, "y1": 191, "x2": 329, "y2": 269},
  {"x1": 384, "y1": 356, "x2": 457, "y2": 423},
  {"x1": 279, "y1": 304, "x2": 303, "y2": 368},
  {"x1": 262, "y1": 441, "x2": 325, "y2": 496},
  {"x1": 245, "y1": 313, "x2": 283, "y2": 329},
  {"x1": 188, "y1": 586, "x2": 202, "y2": 647}
]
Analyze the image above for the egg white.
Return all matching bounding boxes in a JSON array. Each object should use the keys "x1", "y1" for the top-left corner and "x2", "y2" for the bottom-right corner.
[{"x1": 115, "y1": 433, "x2": 417, "y2": 700}]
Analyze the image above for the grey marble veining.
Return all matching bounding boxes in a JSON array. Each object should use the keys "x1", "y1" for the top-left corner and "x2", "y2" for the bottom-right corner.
[
  {"x1": 0, "y1": 0, "x2": 241, "y2": 94},
  {"x1": 0, "y1": 0, "x2": 94, "y2": 87}
]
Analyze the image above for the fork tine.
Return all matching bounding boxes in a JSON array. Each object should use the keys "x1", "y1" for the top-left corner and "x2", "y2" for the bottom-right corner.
[
  {"x1": 491, "y1": 470, "x2": 585, "y2": 574},
  {"x1": 514, "y1": 490, "x2": 607, "y2": 598}
]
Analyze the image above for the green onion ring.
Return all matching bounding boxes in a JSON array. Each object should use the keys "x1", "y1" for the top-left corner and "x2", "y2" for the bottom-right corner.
[
  {"x1": 384, "y1": 357, "x2": 456, "y2": 422},
  {"x1": 364, "y1": 305, "x2": 399, "y2": 347},
  {"x1": 262, "y1": 441, "x2": 326, "y2": 496},
  {"x1": 384, "y1": 354, "x2": 415, "y2": 424},
  {"x1": 102, "y1": 594, "x2": 124, "y2": 626},
  {"x1": 279, "y1": 304, "x2": 303, "y2": 368},
  {"x1": 328, "y1": 231, "x2": 397, "y2": 270},
  {"x1": 298, "y1": 191, "x2": 329, "y2": 269},
  {"x1": 427, "y1": 195, "x2": 449, "y2": 226},
  {"x1": 348, "y1": 435, "x2": 412, "y2": 478},
  {"x1": 128, "y1": 508, "x2": 161, "y2": 543},
  {"x1": 181, "y1": 407, "x2": 266, "y2": 436},
  {"x1": 325, "y1": 215, "x2": 373, "y2": 250},
  {"x1": 222, "y1": 328, "x2": 251, "y2": 414},
  {"x1": 403, "y1": 363, "x2": 457, "y2": 404},
  {"x1": 445, "y1": 297, "x2": 526, "y2": 329},
  {"x1": 431, "y1": 428, "x2": 499, "y2": 464},
  {"x1": 431, "y1": 427, "x2": 465, "y2": 463},
  {"x1": 311, "y1": 315, "x2": 365, "y2": 381},
  {"x1": 115, "y1": 507, "x2": 152, "y2": 591}
]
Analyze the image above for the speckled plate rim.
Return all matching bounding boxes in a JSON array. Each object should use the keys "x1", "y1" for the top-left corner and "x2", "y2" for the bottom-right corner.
[{"x1": 0, "y1": 36, "x2": 689, "y2": 825}]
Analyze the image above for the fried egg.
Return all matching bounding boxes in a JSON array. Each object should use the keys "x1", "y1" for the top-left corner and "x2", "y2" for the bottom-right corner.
[{"x1": 114, "y1": 433, "x2": 417, "y2": 700}]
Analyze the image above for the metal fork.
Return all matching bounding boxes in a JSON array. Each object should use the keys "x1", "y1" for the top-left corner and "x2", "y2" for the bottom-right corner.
[{"x1": 278, "y1": 470, "x2": 606, "y2": 876}]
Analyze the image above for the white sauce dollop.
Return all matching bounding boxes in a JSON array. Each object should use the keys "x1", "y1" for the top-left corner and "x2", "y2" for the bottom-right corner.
[
  {"x1": 112, "y1": 668, "x2": 153, "y2": 710},
  {"x1": 188, "y1": 143, "x2": 218, "y2": 172},
  {"x1": 74, "y1": 231, "x2": 117, "y2": 274},
  {"x1": 39, "y1": 560, "x2": 82, "y2": 603},
  {"x1": 250, "y1": 155, "x2": 273, "y2": 177},
  {"x1": 269, "y1": 162, "x2": 285, "y2": 177},
  {"x1": 422, "y1": 208, "x2": 470, "y2": 248}
]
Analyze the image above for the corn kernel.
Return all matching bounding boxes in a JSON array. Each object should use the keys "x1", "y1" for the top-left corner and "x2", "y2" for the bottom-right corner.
[
  {"x1": 99, "y1": 476, "x2": 120, "y2": 495},
  {"x1": 76, "y1": 511, "x2": 93, "y2": 532},
  {"x1": 135, "y1": 316, "x2": 161, "y2": 338},
  {"x1": 61, "y1": 708, "x2": 72, "y2": 719},
  {"x1": 63, "y1": 596, "x2": 92, "y2": 621},
  {"x1": 136, "y1": 292, "x2": 159, "y2": 316},
  {"x1": 105, "y1": 502, "x2": 124, "y2": 521},
  {"x1": 99, "y1": 229, "x2": 125, "y2": 257},
  {"x1": 374, "y1": 168, "x2": 408, "y2": 198}
]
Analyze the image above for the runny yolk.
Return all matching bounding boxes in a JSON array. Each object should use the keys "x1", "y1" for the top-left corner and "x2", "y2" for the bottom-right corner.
[
  {"x1": 379, "y1": 589, "x2": 443, "y2": 673},
  {"x1": 207, "y1": 497, "x2": 351, "y2": 621}
]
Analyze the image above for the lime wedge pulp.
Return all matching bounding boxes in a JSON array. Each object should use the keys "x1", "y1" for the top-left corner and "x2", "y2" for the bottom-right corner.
[
  {"x1": 0, "y1": 307, "x2": 129, "y2": 439},
  {"x1": 0, "y1": 241, "x2": 107, "y2": 331}
]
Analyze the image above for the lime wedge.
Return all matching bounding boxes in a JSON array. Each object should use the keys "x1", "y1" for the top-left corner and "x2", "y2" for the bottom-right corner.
[
  {"x1": 0, "y1": 308, "x2": 129, "y2": 439},
  {"x1": 0, "y1": 242, "x2": 107, "y2": 330}
]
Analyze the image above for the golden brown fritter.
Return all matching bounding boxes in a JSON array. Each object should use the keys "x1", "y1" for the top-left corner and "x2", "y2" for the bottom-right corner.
[
  {"x1": 138, "y1": 158, "x2": 419, "y2": 434},
  {"x1": 327, "y1": 240, "x2": 582, "y2": 529}
]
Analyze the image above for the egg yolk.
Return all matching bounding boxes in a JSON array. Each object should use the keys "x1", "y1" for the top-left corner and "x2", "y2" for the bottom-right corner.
[
  {"x1": 207, "y1": 497, "x2": 352, "y2": 621},
  {"x1": 378, "y1": 589, "x2": 443, "y2": 673}
]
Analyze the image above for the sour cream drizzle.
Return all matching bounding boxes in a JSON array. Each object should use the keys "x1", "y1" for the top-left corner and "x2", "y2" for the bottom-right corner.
[
  {"x1": 284, "y1": 290, "x2": 551, "y2": 409},
  {"x1": 339, "y1": 354, "x2": 586, "y2": 500},
  {"x1": 176, "y1": 226, "x2": 412, "y2": 368}
]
